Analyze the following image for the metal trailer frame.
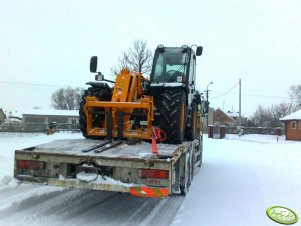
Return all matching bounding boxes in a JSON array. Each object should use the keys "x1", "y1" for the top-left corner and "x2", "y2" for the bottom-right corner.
[{"x1": 14, "y1": 138, "x2": 202, "y2": 198}]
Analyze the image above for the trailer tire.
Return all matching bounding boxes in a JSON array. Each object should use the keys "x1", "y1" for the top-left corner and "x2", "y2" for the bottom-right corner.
[
  {"x1": 185, "y1": 101, "x2": 197, "y2": 141},
  {"x1": 199, "y1": 139, "x2": 203, "y2": 168},
  {"x1": 79, "y1": 86, "x2": 112, "y2": 138},
  {"x1": 160, "y1": 90, "x2": 187, "y2": 144},
  {"x1": 180, "y1": 150, "x2": 192, "y2": 195}
]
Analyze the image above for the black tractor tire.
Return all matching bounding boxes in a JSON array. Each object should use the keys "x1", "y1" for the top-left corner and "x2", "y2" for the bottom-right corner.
[
  {"x1": 79, "y1": 86, "x2": 112, "y2": 138},
  {"x1": 185, "y1": 101, "x2": 197, "y2": 141},
  {"x1": 160, "y1": 89, "x2": 187, "y2": 144}
]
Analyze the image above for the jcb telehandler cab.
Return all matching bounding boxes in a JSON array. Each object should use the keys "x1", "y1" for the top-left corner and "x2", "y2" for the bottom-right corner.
[{"x1": 149, "y1": 45, "x2": 203, "y2": 143}]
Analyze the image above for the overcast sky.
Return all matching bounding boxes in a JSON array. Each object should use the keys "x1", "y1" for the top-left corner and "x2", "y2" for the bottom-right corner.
[{"x1": 1, "y1": 0, "x2": 300, "y2": 117}]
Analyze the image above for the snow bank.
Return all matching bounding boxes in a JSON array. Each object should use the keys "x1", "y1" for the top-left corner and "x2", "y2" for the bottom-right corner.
[{"x1": 171, "y1": 134, "x2": 301, "y2": 226}]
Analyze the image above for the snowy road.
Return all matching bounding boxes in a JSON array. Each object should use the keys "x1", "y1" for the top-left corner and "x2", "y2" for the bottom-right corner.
[
  {"x1": 0, "y1": 183, "x2": 184, "y2": 226},
  {"x1": 1, "y1": 133, "x2": 300, "y2": 226},
  {"x1": 0, "y1": 133, "x2": 184, "y2": 226}
]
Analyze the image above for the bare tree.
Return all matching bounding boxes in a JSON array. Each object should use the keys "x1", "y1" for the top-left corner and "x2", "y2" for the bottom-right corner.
[
  {"x1": 269, "y1": 102, "x2": 297, "y2": 127},
  {"x1": 250, "y1": 105, "x2": 270, "y2": 127},
  {"x1": 111, "y1": 40, "x2": 153, "y2": 76},
  {"x1": 251, "y1": 101, "x2": 298, "y2": 127},
  {"x1": 289, "y1": 85, "x2": 301, "y2": 107},
  {"x1": 51, "y1": 87, "x2": 84, "y2": 110}
]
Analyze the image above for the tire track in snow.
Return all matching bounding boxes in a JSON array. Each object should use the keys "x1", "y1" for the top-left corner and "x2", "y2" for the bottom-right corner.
[
  {"x1": 0, "y1": 184, "x2": 185, "y2": 226},
  {"x1": 0, "y1": 188, "x2": 115, "y2": 225},
  {"x1": 0, "y1": 187, "x2": 72, "y2": 222},
  {"x1": 63, "y1": 192, "x2": 161, "y2": 226},
  {"x1": 142, "y1": 196, "x2": 185, "y2": 226},
  {"x1": 0, "y1": 184, "x2": 64, "y2": 211}
]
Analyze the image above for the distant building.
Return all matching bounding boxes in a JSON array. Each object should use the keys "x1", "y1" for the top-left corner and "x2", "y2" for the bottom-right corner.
[
  {"x1": 0, "y1": 108, "x2": 6, "y2": 125},
  {"x1": 22, "y1": 110, "x2": 79, "y2": 125},
  {"x1": 212, "y1": 109, "x2": 248, "y2": 127},
  {"x1": 227, "y1": 111, "x2": 249, "y2": 127},
  {"x1": 280, "y1": 109, "x2": 301, "y2": 141},
  {"x1": 6, "y1": 110, "x2": 22, "y2": 122},
  {"x1": 213, "y1": 108, "x2": 234, "y2": 126},
  {"x1": 202, "y1": 107, "x2": 214, "y2": 132}
]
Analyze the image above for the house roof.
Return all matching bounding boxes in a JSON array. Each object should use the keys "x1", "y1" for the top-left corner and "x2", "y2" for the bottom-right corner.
[
  {"x1": 214, "y1": 109, "x2": 233, "y2": 122},
  {"x1": 4, "y1": 110, "x2": 22, "y2": 119},
  {"x1": 227, "y1": 112, "x2": 239, "y2": 118},
  {"x1": 22, "y1": 110, "x2": 79, "y2": 117},
  {"x1": 280, "y1": 109, "x2": 301, "y2": 121}
]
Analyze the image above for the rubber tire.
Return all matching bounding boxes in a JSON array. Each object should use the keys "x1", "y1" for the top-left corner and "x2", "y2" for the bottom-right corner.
[
  {"x1": 79, "y1": 86, "x2": 112, "y2": 138},
  {"x1": 180, "y1": 150, "x2": 192, "y2": 195},
  {"x1": 199, "y1": 138, "x2": 203, "y2": 168},
  {"x1": 160, "y1": 89, "x2": 187, "y2": 144},
  {"x1": 185, "y1": 102, "x2": 197, "y2": 141}
]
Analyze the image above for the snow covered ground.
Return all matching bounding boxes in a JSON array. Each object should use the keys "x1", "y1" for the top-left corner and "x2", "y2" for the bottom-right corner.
[{"x1": 0, "y1": 132, "x2": 300, "y2": 226}]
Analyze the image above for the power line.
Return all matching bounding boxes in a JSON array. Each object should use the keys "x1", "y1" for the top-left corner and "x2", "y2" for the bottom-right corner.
[
  {"x1": 240, "y1": 93, "x2": 288, "y2": 99},
  {"x1": 211, "y1": 81, "x2": 239, "y2": 99},
  {"x1": 1, "y1": 80, "x2": 289, "y2": 100},
  {"x1": 209, "y1": 80, "x2": 288, "y2": 102},
  {"x1": 212, "y1": 91, "x2": 288, "y2": 100},
  {"x1": 0, "y1": 80, "x2": 83, "y2": 88}
]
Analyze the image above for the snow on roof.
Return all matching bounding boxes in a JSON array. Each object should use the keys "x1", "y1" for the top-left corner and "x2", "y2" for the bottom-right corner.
[
  {"x1": 22, "y1": 109, "x2": 79, "y2": 117},
  {"x1": 5, "y1": 110, "x2": 23, "y2": 118},
  {"x1": 227, "y1": 112, "x2": 239, "y2": 118},
  {"x1": 280, "y1": 109, "x2": 301, "y2": 121}
]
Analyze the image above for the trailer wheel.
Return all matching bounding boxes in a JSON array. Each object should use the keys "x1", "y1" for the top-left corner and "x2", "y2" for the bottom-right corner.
[
  {"x1": 185, "y1": 101, "x2": 197, "y2": 141},
  {"x1": 197, "y1": 133, "x2": 203, "y2": 168},
  {"x1": 160, "y1": 90, "x2": 187, "y2": 144},
  {"x1": 180, "y1": 150, "x2": 192, "y2": 195},
  {"x1": 79, "y1": 86, "x2": 112, "y2": 138},
  {"x1": 199, "y1": 138, "x2": 203, "y2": 167}
]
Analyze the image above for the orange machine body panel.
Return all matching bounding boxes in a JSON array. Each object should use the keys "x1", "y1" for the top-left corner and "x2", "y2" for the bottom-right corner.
[{"x1": 84, "y1": 68, "x2": 154, "y2": 140}]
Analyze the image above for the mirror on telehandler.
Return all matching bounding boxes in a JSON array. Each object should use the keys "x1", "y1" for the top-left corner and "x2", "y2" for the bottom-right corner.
[
  {"x1": 90, "y1": 56, "x2": 98, "y2": 73},
  {"x1": 196, "y1": 46, "x2": 203, "y2": 56},
  {"x1": 95, "y1": 73, "x2": 104, "y2": 81}
]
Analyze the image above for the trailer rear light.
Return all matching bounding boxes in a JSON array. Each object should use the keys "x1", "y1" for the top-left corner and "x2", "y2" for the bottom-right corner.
[
  {"x1": 17, "y1": 160, "x2": 45, "y2": 170},
  {"x1": 141, "y1": 169, "x2": 169, "y2": 179}
]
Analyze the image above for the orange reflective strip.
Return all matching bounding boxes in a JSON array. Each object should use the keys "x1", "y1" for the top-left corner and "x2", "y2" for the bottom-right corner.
[
  {"x1": 129, "y1": 187, "x2": 169, "y2": 198},
  {"x1": 129, "y1": 187, "x2": 141, "y2": 197},
  {"x1": 160, "y1": 188, "x2": 169, "y2": 197},
  {"x1": 141, "y1": 187, "x2": 156, "y2": 197}
]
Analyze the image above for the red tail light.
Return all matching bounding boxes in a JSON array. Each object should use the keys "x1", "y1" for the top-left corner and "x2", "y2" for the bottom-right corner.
[
  {"x1": 141, "y1": 169, "x2": 169, "y2": 179},
  {"x1": 17, "y1": 160, "x2": 45, "y2": 170}
]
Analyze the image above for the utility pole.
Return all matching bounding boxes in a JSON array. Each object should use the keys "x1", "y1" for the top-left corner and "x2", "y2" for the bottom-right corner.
[
  {"x1": 206, "y1": 81, "x2": 213, "y2": 129},
  {"x1": 238, "y1": 78, "x2": 242, "y2": 135}
]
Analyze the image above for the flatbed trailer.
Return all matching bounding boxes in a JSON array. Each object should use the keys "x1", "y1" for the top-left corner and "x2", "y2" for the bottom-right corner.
[{"x1": 14, "y1": 137, "x2": 203, "y2": 198}]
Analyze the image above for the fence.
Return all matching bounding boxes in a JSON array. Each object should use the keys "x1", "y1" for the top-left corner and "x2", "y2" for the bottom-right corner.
[
  {"x1": 208, "y1": 126, "x2": 284, "y2": 139},
  {"x1": 0, "y1": 123, "x2": 80, "y2": 134},
  {"x1": 225, "y1": 126, "x2": 283, "y2": 135}
]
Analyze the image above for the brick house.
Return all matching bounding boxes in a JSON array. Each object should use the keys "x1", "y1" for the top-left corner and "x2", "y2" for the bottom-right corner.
[
  {"x1": 280, "y1": 109, "x2": 301, "y2": 141},
  {"x1": 213, "y1": 108, "x2": 234, "y2": 126}
]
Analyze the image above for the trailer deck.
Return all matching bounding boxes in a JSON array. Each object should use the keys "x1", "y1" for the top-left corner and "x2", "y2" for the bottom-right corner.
[
  {"x1": 14, "y1": 138, "x2": 200, "y2": 197},
  {"x1": 16, "y1": 138, "x2": 186, "y2": 159}
]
